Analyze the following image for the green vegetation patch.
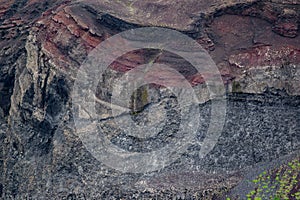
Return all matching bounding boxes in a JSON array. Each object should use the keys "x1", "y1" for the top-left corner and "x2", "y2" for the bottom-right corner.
[{"x1": 246, "y1": 157, "x2": 300, "y2": 200}]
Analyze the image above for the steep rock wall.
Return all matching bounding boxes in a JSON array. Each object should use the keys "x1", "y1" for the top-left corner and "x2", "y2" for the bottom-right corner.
[{"x1": 0, "y1": 0, "x2": 299, "y2": 198}]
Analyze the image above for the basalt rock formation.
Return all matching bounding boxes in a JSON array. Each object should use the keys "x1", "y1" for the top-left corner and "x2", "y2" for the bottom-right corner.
[{"x1": 0, "y1": 0, "x2": 299, "y2": 199}]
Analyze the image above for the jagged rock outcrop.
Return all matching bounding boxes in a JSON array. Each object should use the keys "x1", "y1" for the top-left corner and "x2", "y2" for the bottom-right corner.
[{"x1": 0, "y1": 0, "x2": 299, "y2": 199}]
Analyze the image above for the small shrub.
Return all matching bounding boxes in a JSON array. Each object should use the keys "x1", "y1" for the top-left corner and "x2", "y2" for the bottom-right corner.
[{"x1": 246, "y1": 157, "x2": 300, "y2": 200}]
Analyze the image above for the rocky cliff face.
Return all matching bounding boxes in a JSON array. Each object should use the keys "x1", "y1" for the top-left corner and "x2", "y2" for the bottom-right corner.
[{"x1": 0, "y1": 0, "x2": 299, "y2": 199}]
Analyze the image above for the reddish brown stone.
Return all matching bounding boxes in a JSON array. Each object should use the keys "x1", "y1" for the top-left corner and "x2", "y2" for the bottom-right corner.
[
  {"x1": 229, "y1": 45, "x2": 300, "y2": 69},
  {"x1": 0, "y1": 1, "x2": 14, "y2": 18},
  {"x1": 272, "y1": 9, "x2": 298, "y2": 38},
  {"x1": 109, "y1": 50, "x2": 147, "y2": 72},
  {"x1": 0, "y1": 23, "x2": 15, "y2": 29},
  {"x1": 81, "y1": 32, "x2": 102, "y2": 48}
]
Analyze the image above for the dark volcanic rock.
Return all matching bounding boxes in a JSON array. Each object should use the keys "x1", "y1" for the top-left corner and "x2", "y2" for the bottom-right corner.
[
  {"x1": 0, "y1": 0, "x2": 299, "y2": 199},
  {"x1": 273, "y1": 8, "x2": 299, "y2": 38}
]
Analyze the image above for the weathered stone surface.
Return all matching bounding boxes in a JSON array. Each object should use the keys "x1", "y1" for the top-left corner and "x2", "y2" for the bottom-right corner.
[
  {"x1": 273, "y1": 8, "x2": 299, "y2": 38},
  {"x1": 0, "y1": 0, "x2": 299, "y2": 199}
]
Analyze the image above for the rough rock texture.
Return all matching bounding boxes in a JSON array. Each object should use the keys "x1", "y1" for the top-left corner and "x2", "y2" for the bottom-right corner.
[{"x1": 0, "y1": 0, "x2": 299, "y2": 199}]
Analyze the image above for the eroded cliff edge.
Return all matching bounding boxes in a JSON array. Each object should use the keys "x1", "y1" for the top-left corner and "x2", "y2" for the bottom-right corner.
[{"x1": 0, "y1": 0, "x2": 299, "y2": 199}]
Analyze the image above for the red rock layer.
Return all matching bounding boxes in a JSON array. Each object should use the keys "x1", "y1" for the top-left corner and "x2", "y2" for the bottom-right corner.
[{"x1": 1, "y1": 0, "x2": 299, "y2": 89}]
